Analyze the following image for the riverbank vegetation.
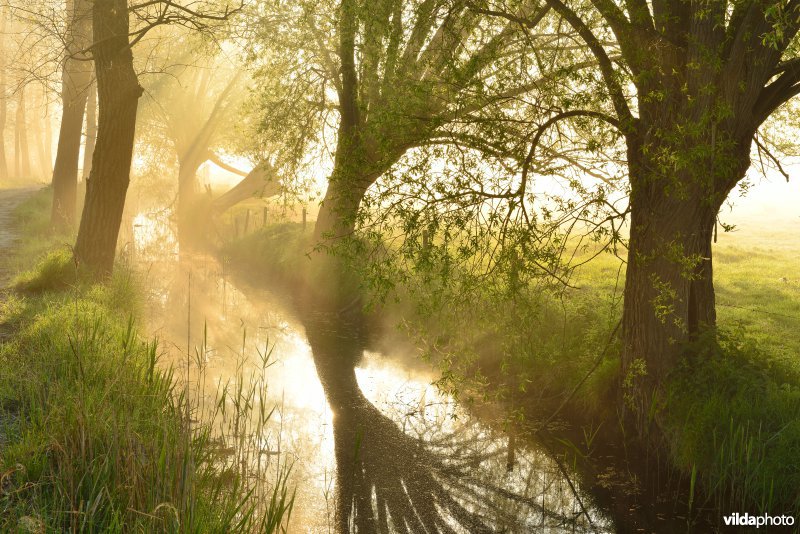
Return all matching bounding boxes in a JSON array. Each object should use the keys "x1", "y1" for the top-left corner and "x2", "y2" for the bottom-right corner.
[
  {"x1": 220, "y1": 215, "x2": 800, "y2": 515},
  {"x1": 0, "y1": 189, "x2": 293, "y2": 532}
]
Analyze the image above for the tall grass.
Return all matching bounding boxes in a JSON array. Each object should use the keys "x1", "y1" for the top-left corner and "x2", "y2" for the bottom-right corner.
[
  {"x1": 0, "y1": 189, "x2": 294, "y2": 532},
  {"x1": 664, "y1": 329, "x2": 800, "y2": 514},
  {"x1": 0, "y1": 259, "x2": 293, "y2": 532},
  {"x1": 189, "y1": 322, "x2": 296, "y2": 533}
]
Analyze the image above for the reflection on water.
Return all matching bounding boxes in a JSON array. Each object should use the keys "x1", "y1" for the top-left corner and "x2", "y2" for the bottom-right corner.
[
  {"x1": 304, "y1": 309, "x2": 609, "y2": 533},
  {"x1": 132, "y1": 210, "x2": 612, "y2": 533},
  {"x1": 132, "y1": 209, "x2": 179, "y2": 258}
]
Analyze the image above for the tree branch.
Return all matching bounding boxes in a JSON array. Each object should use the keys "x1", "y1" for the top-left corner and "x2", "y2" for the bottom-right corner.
[
  {"x1": 208, "y1": 152, "x2": 248, "y2": 177},
  {"x1": 542, "y1": 0, "x2": 635, "y2": 130},
  {"x1": 519, "y1": 109, "x2": 621, "y2": 196}
]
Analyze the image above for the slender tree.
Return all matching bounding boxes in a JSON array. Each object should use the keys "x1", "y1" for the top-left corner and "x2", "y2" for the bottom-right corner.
[
  {"x1": 74, "y1": 0, "x2": 241, "y2": 275},
  {"x1": 43, "y1": 96, "x2": 53, "y2": 177},
  {"x1": 14, "y1": 86, "x2": 31, "y2": 178},
  {"x1": 0, "y1": 8, "x2": 8, "y2": 182},
  {"x1": 50, "y1": 0, "x2": 93, "y2": 229},
  {"x1": 32, "y1": 84, "x2": 51, "y2": 178}
]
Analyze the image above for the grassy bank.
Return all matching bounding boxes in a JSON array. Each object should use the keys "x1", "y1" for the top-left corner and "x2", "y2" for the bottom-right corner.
[
  {"x1": 221, "y1": 219, "x2": 800, "y2": 517},
  {"x1": 569, "y1": 222, "x2": 800, "y2": 514},
  {"x1": 0, "y1": 188, "x2": 293, "y2": 532}
]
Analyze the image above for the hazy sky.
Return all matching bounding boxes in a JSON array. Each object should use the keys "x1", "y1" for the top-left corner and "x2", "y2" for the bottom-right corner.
[{"x1": 725, "y1": 163, "x2": 800, "y2": 228}]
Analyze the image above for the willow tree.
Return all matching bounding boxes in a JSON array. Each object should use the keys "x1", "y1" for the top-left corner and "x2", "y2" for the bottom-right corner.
[
  {"x1": 151, "y1": 58, "x2": 245, "y2": 242},
  {"x1": 527, "y1": 0, "x2": 800, "y2": 422},
  {"x1": 250, "y1": 1, "x2": 561, "y2": 247},
  {"x1": 50, "y1": 0, "x2": 92, "y2": 229}
]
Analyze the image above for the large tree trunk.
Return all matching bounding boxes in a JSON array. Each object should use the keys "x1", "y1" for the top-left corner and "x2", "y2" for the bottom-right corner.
[
  {"x1": 73, "y1": 0, "x2": 142, "y2": 277},
  {"x1": 312, "y1": 7, "x2": 373, "y2": 249},
  {"x1": 50, "y1": 0, "x2": 92, "y2": 229},
  {"x1": 313, "y1": 171, "x2": 370, "y2": 243},
  {"x1": 309, "y1": 148, "x2": 383, "y2": 309},
  {"x1": 81, "y1": 80, "x2": 96, "y2": 180},
  {"x1": 312, "y1": 128, "x2": 393, "y2": 245},
  {"x1": 620, "y1": 140, "x2": 750, "y2": 431}
]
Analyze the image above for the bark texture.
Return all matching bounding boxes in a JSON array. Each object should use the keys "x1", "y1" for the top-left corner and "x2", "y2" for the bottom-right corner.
[
  {"x1": 620, "y1": 142, "x2": 749, "y2": 423},
  {"x1": 73, "y1": 0, "x2": 142, "y2": 276}
]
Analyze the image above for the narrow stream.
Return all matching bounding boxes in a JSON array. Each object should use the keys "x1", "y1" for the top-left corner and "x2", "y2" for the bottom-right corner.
[{"x1": 127, "y1": 210, "x2": 616, "y2": 533}]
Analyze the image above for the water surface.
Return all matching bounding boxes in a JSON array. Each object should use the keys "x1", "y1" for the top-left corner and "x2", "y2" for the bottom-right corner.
[{"x1": 127, "y1": 210, "x2": 639, "y2": 533}]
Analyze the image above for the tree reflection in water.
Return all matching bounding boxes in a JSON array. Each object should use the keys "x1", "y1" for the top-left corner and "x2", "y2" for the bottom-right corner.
[{"x1": 302, "y1": 308, "x2": 609, "y2": 534}]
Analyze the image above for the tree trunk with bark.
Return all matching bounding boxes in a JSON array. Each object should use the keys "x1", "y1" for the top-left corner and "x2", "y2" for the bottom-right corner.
[
  {"x1": 620, "y1": 132, "x2": 751, "y2": 430},
  {"x1": 313, "y1": 167, "x2": 371, "y2": 244},
  {"x1": 81, "y1": 80, "x2": 96, "y2": 181},
  {"x1": 50, "y1": 0, "x2": 92, "y2": 229},
  {"x1": 73, "y1": 0, "x2": 142, "y2": 277},
  {"x1": 540, "y1": 0, "x2": 800, "y2": 435},
  {"x1": 309, "y1": 130, "x2": 392, "y2": 309}
]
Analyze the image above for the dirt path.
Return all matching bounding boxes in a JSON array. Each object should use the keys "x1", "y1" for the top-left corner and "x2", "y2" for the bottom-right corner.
[{"x1": 0, "y1": 187, "x2": 40, "y2": 288}]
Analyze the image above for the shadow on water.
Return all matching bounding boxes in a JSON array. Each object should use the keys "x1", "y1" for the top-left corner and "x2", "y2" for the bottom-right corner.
[{"x1": 300, "y1": 303, "x2": 605, "y2": 533}]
